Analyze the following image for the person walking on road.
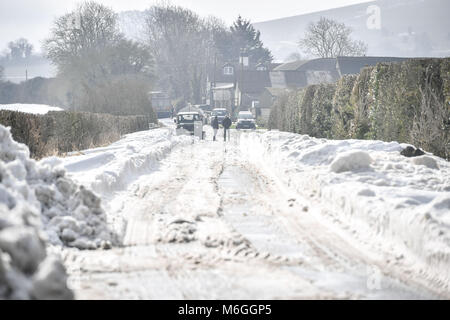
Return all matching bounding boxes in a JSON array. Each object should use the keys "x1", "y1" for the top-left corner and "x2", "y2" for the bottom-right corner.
[
  {"x1": 222, "y1": 115, "x2": 232, "y2": 142},
  {"x1": 211, "y1": 116, "x2": 219, "y2": 141}
]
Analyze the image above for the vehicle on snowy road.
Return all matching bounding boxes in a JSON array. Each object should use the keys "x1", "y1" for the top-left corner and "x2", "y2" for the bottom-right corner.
[
  {"x1": 174, "y1": 111, "x2": 202, "y2": 135},
  {"x1": 236, "y1": 111, "x2": 256, "y2": 130}
]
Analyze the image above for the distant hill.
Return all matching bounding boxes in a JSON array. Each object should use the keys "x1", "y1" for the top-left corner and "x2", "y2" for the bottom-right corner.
[
  {"x1": 119, "y1": 1, "x2": 449, "y2": 62},
  {"x1": 0, "y1": 55, "x2": 56, "y2": 84},
  {"x1": 253, "y1": 0, "x2": 450, "y2": 61}
]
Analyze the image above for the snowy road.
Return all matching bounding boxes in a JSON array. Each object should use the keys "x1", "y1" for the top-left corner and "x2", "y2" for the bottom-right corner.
[{"x1": 57, "y1": 123, "x2": 450, "y2": 299}]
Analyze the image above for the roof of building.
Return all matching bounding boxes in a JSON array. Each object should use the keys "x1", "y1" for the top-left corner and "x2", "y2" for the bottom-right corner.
[
  {"x1": 268, "y1": 63, "x2": 283, "y2": 70},
  {"x1": 265, "y1": 87, "x2": 292, "y2": 97},
  {"x1": 274, "y1": 58, "x2": 338, "y2": 72},
  {"x1": 208, "y1": 61, "x2": 281, "y2": 84},
  {"x1": 213, "y1": 84, "x2": 234, "y2": 90},
  {"x1": 336, "y1": 56, "x2": 410, "y2": 75},
  {"x1": 237, "y1": 70, "x2": 272, "y2": 94},
  {"x1": 273, "y1": 60, "x2": 310, "y2": 71}
]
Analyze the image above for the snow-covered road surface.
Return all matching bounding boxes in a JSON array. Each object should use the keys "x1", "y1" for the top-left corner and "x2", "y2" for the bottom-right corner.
[{"x1": 57, "y1": 123, "x2": 450, "y2": 299}]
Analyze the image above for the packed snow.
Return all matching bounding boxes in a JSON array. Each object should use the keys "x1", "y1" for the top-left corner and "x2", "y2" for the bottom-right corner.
[
  {"x1": 0, "y1": 104, "x2": 64, "y2": 115},
  {"x1": 240, "y1": 131, "x2": 450, "y2": 282}
]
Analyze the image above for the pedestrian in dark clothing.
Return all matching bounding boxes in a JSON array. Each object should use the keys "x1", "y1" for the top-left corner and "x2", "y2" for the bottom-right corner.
[
  {"x1": 211, "y1": 116, "x2": 219, "y2": 141},
  {"x1": 222, "y1": 115, "x2": 232, "y2": 141}
]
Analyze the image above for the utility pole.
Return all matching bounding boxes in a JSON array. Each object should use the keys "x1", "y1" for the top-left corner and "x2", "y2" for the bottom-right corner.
[
  {"x1": 239, "y1": 48, "x2": 244, "y2": 111},
  {"x1": 211, "y1": 53, "x2": 216, "y2": 108}
]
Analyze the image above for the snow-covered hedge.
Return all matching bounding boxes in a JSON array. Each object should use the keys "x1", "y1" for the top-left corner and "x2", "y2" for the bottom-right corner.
[
  {"x1": 0, "y1": 110, "x2": 153, "y2": 159},
  {"x1": 269, "y1": 58, "x2": 450, "y2": 159}
]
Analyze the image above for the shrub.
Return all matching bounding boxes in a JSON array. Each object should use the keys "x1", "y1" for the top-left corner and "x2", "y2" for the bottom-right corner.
[
  {"x1": 0, "y1": 110, "x2": 153, "y2": 159},
  {"x1": 331, "y1": 74, "x2": 357, "y2": 139},
  {"x1": 268, "y1": 57, "x2": 450, "y2": 159}
]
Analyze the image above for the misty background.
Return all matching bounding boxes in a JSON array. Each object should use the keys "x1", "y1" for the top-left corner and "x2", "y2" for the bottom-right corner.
[{"x1": 0, "y1": 0, "x2": 449, "y2": 83}]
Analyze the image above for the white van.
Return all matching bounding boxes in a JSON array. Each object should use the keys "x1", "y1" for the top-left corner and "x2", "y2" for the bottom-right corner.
[{"x1": 236, "y1": 111, "x2": 256, "y2": 130}]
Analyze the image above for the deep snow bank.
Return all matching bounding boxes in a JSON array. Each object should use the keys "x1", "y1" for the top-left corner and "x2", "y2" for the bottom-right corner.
[
  {"x1": 0, "y1": 125, "x2": 75, "y2": 299},
  {"x1": 62, "y1": 128, "x2": 192, "y2": 194},
  {"x1": 240, "y1": 131, "x2": 450, "y2": 279},
  {"x1": 0, "y1": 124, "x2": 117, "y2": 251}
]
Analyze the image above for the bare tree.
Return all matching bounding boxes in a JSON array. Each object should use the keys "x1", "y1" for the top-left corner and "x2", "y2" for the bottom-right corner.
[
  {"x1": 44, "y1": 1, "x2": 154, "y2": 116},
  {"x1": 145, "y1": 4, "x2": 224, "y2": 104},
  {"x1": 8, "y1": 38, "x2": 33, "y2": 60},
  {"x1": 44, "y1": 1, "x2": 120, "y2": 73},
  {"x1": 299, "y1": 17, "x2": 367, "y2": 58}
]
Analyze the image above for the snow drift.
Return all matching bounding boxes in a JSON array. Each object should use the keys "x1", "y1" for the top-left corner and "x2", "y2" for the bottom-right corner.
[
  {"x1": 330, "y1": 150, "x2": 373, "y2": 173},
  {"x1": 0, "y1": 125, "x2": 117, "y2": 251},
  {"x1": 240, "y1": 131, "x2": 450, "y2": 281},
  {"x1": 62, "y1": 127, "x2": 192, "y2": 194},
  {"x1": 0, "y1": 125, "x2": 73, "y2": 299}
]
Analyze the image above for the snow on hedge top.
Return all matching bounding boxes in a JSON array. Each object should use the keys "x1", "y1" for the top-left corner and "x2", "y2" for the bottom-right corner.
[{"x1": 0, "y1": 104, "x2": 64, "y2": 115}]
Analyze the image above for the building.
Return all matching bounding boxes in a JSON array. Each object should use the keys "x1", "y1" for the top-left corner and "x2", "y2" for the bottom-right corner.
[
  {"x1": 270, "y1": 58, "x2": 340, "y2": 89},
  {"x1": 149, "y1": 91, "x2": 172, "y2": 119},
  {"x1": 336, "y1": 56, "x2": 409, "y2": 76},
  {"x1": 208, "y1": 55, "x2": 410, "y2": 122},
  {"x1": 206, "y1": 62, "x2": 237, "y2": 114},
  {"x1": 235, "y1": 70, "x2": 272, "y2": 112},
  {"x1": 206, "y1": 58, "x2": 280, "y2": 117}
]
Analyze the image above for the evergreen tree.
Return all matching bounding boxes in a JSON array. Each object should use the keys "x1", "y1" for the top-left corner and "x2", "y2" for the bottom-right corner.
[{"x1": 226, "y1": 16, "x2": 273, "y2": 64}]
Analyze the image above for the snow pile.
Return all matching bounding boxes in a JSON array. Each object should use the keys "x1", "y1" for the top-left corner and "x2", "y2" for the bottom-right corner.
[
  {"x1": 412, "y1": 156, "x2": 439, "y2": 170},
  {"x1": 62, "y1": 128, "x2": 192, "y2": 194},
  {"x1": 0, "y1": 125, "x2": 117, "y2": 251},
  {"x1": 330, "y1": 151, "x2": 373, "y2": 173},
  {"x1": 0, "y1": 126, "x2": 75, "y2": 299},
  {"x1": 240, "y1": 131, "x2": 450, "y2": 279},
  {"x1": 0, "y1": 104, "x2": 64, "y2": 115}
]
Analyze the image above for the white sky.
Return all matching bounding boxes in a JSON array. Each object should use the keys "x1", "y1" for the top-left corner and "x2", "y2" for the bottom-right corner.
[{"x1": 0, "y1": 0, "x2": 374, "y2": 53}]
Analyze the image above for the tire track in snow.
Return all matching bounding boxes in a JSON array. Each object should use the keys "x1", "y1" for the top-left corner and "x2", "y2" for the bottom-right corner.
[
  {"x1": 64, "y1": 128, "x2": 443, "y2": 299},
  {"x1": 217, "y1": 134, "x2": 440, "y2": 299},
  {"x1": 240, "y1": 155, "x2": 450, "y2": 298}
]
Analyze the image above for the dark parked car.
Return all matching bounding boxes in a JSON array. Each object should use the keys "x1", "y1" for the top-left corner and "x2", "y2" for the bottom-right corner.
[{"x1": 175, "y1": 112, "x2": 202, "y2": 134}]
